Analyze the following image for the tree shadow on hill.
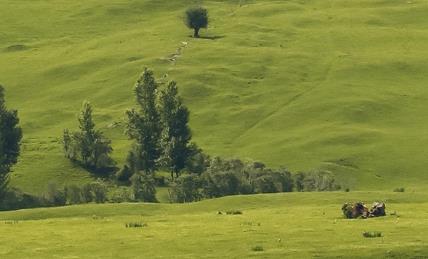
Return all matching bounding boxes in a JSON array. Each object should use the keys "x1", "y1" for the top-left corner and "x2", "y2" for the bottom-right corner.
[{"x1": 189, "y1": 35, "x2": 225, "y2": 40}]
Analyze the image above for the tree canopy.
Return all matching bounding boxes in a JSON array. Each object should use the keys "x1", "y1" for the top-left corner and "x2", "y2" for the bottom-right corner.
[
  {"x1": 0, "y1": 85, "x2": 22, "y2": 197},
  {"x1": 185, "y1": 7, "x2": 208, "y2": 38}
]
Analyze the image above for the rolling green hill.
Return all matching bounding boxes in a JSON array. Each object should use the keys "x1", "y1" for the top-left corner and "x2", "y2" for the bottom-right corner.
[
  {"x1": 1, "y1": 191, "x2": 428, "y2": 258},
  {"x1": 1, "y1": 0, "x2": 428, "y2": 193}
]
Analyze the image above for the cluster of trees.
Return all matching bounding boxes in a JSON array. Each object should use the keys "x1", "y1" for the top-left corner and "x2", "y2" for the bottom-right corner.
[
  {"x1": 62, "y1": 68, "x2": 198, "y2": 202},
  {"x1": 170, "y1": 157, "x2": 340, "y2": 203},
  {"x1": 1, "y1": 181, "x2": 109, "y2": 210}
]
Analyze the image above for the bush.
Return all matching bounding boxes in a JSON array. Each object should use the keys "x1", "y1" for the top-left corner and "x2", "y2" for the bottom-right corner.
[
  {"x1": 91, "y1": 182, "x2": 107, "y2": 203},
  {"x1": 202, "y1": 171, "x2": 240, "y2": 198},
  {"x1": 64, "y1": 184, "x2": 83, "y2": 205},
  {"x1": 44, "y1": 183, "x2": 66, "y2": 206},
  {"x1": 116, "y1": 165, "x2": 133, "y2": 183},
  {"x1": 125, "y1": 222, "x2": 147, "y2": 228},
  {"x1": 253, "y1": 174, "x2": 278, "y2": 193},
  {"x1": 169, "y1": 174, "x2": 202, "y2": 203},
  {"x1": 81, "y1": 183, "x2": 93, "y2": 203},
  {"x1": 251, "y1": 245, "x2": 264, "y2": 252},
  {"x1": 108, "y1": 187, "x2": 134, "y2": 203},
  {"x1": 393, "y1": 187, "x2": 405, "y2": 192},
  {"x1": 294, "y1": 170, "x2": 340, "y2": 192},
  {"x1": 225, "y1": 210, "x2": 242, "y2": 215},
  {"x1": 0, "y1": 188, "x2": 43, "y2": 211},
  {"x1": 363, "y1": 231, "x2": 382, "y2": 238},
  {"x1": 131, "y1": 173, "x2": 157, "y2": 202}
]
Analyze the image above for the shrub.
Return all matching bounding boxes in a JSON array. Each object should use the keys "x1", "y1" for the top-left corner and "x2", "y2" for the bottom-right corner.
[
  {"x1": 295, "y1": 170, "x2": 340, "y2": 192},
  {"x1": 64, "y1": 184, "x2": 83, "y2": 205},
  {"x1": 91, "y1": 182, "x2": 107, "y2": 203},
  {"x1": 251, "y1": 245, "x2": 264, "y2": 252},
  {"x1": 185, "y1": 143, "x2": 209, "y2": 174},
  {"x1": 154, "y1": 174, "x2": 167, "y2": 187},
  {"x1": 225, "y1": 210, "x2": 242, "y2": 215},
  {"x1": 393, "y1": 187, "x2": 405, "y2": 192},
  {"x1": 169, "y1": 174, "x2": 202, "y2": 203},
  {"x1": 253, "y1": 174, "x2": 278, "y2": 193},
  {"x1": 116, "y1": 165, "x2": 133, "y2": 183},
  {"x1": 363, "y1": 231, "x2": 382, "y2": 238},
  {"x1": 0, "y1": 188, "x2": 43, "y2": 210},
  {"x1": 131, "y1": 173, "x2": 157, "y2": 202},
  {"x1": 44, "y1": 183, "x2": 66, "y2": 206},
  {"x1": 202, "y1": 171, "x2": 240, "y2": 198},
  {"x1": 108, "y1": 187, "x2": 134, "y2": 203},
  {"x1": 125, "y1": 222, "x2": 147, "y2": 228},
  {"x1": 81, "y1": 183, "x2": 94, "y2": 203}
]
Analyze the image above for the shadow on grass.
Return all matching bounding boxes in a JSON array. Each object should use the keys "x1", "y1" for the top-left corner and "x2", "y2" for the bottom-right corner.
[{"x1": 189, "y1": 35, "x2": 225, "y2": 40}]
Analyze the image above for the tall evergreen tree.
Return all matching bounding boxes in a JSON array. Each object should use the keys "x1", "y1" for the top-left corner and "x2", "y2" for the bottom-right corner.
[
  {"x1": 0, "y1": 85, "x2": 22, "y2": 197},
  {"x1": 126, "y1": 68, "x2": 161, "y2": 174},
  {"x1": 159, "y1": 81, "x2": 192, "y2": 180},
  {"x1": 63, "y1": 101, "x2": 114, "y2": 171}
]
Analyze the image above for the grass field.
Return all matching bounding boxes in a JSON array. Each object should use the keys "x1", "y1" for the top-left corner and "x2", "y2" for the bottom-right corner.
[
  {"x1": 1, "y1": 0, "x2": 428, "y2": 193},
  {"x1": 1, "y1": 191, "x2": 427, "y2": 258}
]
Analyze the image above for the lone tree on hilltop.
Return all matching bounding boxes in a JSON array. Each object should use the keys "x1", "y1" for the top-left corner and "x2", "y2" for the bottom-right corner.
[
  {"x1": 185, "y1": 7, "x2": 208, "y2": 38},
  {"x1": 0, "y1": 85, "x2": 22, "y2": 198}
]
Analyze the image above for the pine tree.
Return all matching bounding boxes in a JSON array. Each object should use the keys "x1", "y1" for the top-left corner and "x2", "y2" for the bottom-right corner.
[
  {"x1": 0, "y1": 85, "x2": 22, "y2": 198},
  {"x1": 159, "y1": 81, "x2": 192, "y2": 180},
  {"x1": 63, "y1": 101, "x2": 114, "y2": 171},
  {"x1": 126, "y1": 68, "x2": 161, "y2": 174}
]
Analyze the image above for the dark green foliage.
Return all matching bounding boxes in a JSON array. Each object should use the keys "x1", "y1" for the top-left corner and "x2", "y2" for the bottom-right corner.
[
  {"x1": 251, "y1": 245, "x2": 264, "y2": 252},
  {"x1": 199, "y1": 157, "x2": 295, "y2": 198},
  {"x1": 108, "y1": 187, "x2": 134, "y2": 203},
  {"x1": 126, "y1": 69, "x2": 161, "y2": 174},
  {"x1": 393, "y1": 187, "x2": 405, "y2": 192},
  {"x1": 363, "y1": 231, "x2": 382, "y2": 238},
  {"x1": 0, "y1": 85, "x2": 22, "y2": 198},
  {"x1": 131, "y1": 173, "x2": 157, "y2": 202},
  {"x1": 125, "y1": 222, "x2": 147, "y2": 228},
  {"x1": 64, "y1": 184, "x2": 83, "y2": 205},
  {"x1": 293, "y1": 172, "x2": 306, "y2": 192},
  {"x1": 81, "y1": 183, "x2": 94, "y2": 203},
  {"x1": 253, "y1": 174, "x2": 277, "y2": 193},
  {"x1": 225, "y1": 210, "x2": 242, "y2": 215},
  {"x1": 91, "y1": 182, "x2": 107, "y2": 203},
  {"x1": 159, "y1": 81, "x2": 192, "y2": 180},
  {"x1": 169, "y1": 174, "x2": 202, "y2": 203},
  {"x1": 44, "y1": 183, "x2": 66, "y2": 206},
  {"x1": 0, "y1": 188, "x2": 42, "y2": 211},
  {"x1": 116, "y1": 165, "x2": 133, "y2": 182},
  {"x1": 185, "y1": 7, "x2": 208, "y2": 37},
  {"x1": 202, "y1": 171, "x2": 240, "y2": 198},
  {"x1": 294, "y1": 170, "x2": 340, "y2": 192},
  {"x1": 185, "y1": 143, "x2": 209, "y2": 174},
  {"x1": 63, "y1": 101, "x2": 115, "y2": 172}
]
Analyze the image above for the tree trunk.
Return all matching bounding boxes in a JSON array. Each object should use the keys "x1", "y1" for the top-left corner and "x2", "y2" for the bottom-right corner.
[
  {"x1": 194, "y1": 28, "x2": 200, "y2": 38},
  {"x1": 171, "y1": 170, "x2": 174, "y2": 181}
]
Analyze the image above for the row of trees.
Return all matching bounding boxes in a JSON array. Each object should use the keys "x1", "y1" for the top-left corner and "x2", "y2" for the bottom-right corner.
[{"x1": 169, "y1": 157, "x2": 340, "y2": 203}]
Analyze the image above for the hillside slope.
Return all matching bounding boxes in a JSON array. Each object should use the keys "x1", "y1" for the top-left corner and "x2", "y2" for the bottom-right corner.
[{"x1": 1, "y1": 0, "x2": 428, "y2": 192}]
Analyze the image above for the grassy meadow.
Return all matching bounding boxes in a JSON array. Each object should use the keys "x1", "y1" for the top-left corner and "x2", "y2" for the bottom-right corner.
[
  {"x1": 1, "y1": 0, "x2": 428, "y2": 193},
  {"x1": 1, "y1": 0, "x2": 428, "y2": 258},
  {"x1": 1, "y1": 191, "x2": 428, "y2": 258}
]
